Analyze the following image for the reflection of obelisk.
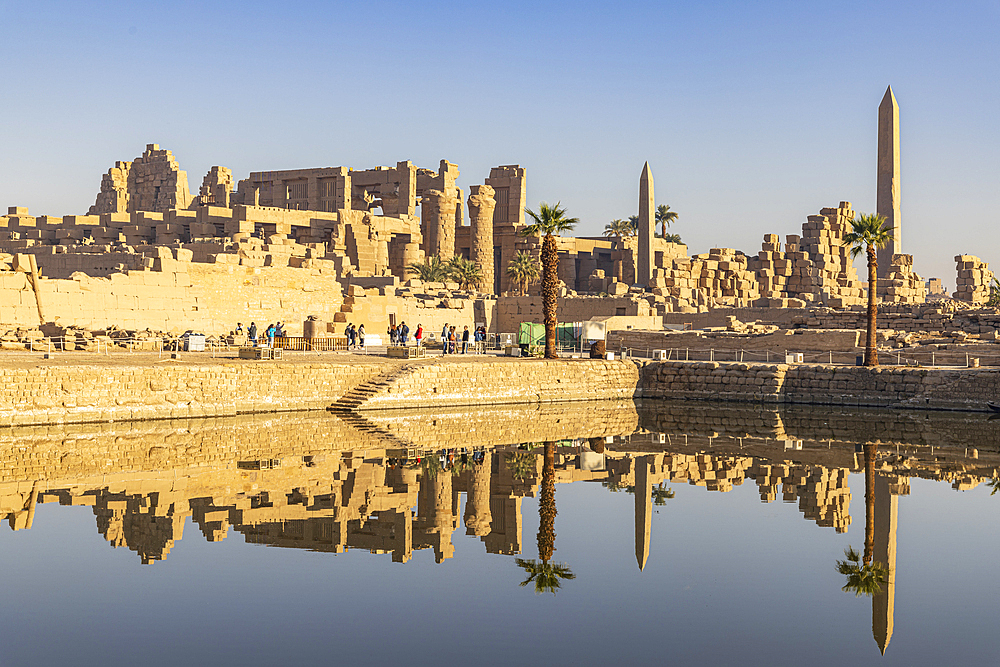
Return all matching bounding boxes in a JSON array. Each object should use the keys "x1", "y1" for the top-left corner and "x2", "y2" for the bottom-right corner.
[
  {"x1": 637, "y1": 163, "x2": 655, "y2": 287},
  {"x1": 635, "y1": 455, "x2": 652, "y2": 570},
  {"x1": 872, "y1": 474, "x2": 898, "y2": 655},
  {"x1": 876, "y1": 86, "x2": 902, "y2": 278}
]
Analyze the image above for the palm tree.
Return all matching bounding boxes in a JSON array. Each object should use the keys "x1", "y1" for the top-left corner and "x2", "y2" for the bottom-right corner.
[
  {"x1": 627, "y1": 215, "x2": 640, "y2": 236},
  {"x1": 446, "y1": 256, "x2": 481, "y2": 291},
  {"x1": 843, "y1": 213, "x2": 894, "y2": 366},
  {"x1": 406, "y1": 256, "x2": 449, "y2": 282},
  {"x1": 988, "y1": 477, "x2": 1000, "y2": 496},
  {"x1": 656, "y1": 204, "x2": 678, "y2": 239},
  {"x1": 662, "y1": 232, "x2": 683, "y2": 244},
  {"x1": 652, "y1": 482, "x2": 675, "y2": 506},
  {"x1": 521, "y1": 202, "x2": 579, "y2": 359},
  {"x1": 505, "y1": 251, "x2": 540, "y2": 296},
  {"x1": 835, "y1": 442, "x2": 889, "y2": 597},
  {"x1": 603, "y1": 218, "x2": 634, "y2": 239},
  {"x1": 515, "y1": 441, "x2": 575, "y2": 594}
]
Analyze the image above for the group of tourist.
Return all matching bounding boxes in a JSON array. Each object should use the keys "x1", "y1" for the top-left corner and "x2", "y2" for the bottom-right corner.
[
  {"x1": 440, "y1": 323, "x2": 487, "y2": 355},
  {"x1": 235, "y1": 321, "x2": 285, "y2": 347},
  {"x1": 387, "y1": 322, "x2": 417, "y2": 346},
  {"x1": 344, "y1": 323, "x2": 366, "y2": 349}
]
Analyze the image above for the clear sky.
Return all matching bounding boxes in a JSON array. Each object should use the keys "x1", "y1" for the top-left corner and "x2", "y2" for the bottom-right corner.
[{"x1": 1, "y1": 0, "x2": 997, "y2": 283}]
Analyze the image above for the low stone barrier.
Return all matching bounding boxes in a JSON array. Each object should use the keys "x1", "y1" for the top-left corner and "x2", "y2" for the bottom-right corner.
[
  {"x1": 638, "y1": 360, "x2": 1000, "y2": 411},
  {"x1": 341, "y1": 359, "x2": 641, "y2": 411},
  {"x1": 0, "y1": 361, "x2": 385, "y2": 426}
]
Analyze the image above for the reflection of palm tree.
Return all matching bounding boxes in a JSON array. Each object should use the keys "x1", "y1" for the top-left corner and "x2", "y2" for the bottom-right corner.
[
  {"x1": 652, "y1": 482, "x2": 675, "y2": 506},
  {"x1": 836, "y1": 546, "x2": 888, "y2": 597},
  {"x1": 505, "y1": 451, "x2": 536, "y2": 480},
  {"x1": 537, "y1": 441, "x2": 557, "y2": 562},
  {"x1": 516, "y1": 441, "x2": 575, "y2": 594},
  {"x1": 515, "y1": 558, "x2": 576, "y2": 594},
  {"x1": 988, "y1": 478, "x2": 1000, "y2": 496},
  {"x1": 835, "y1": 443, "x2": 889, "y2": 597}
]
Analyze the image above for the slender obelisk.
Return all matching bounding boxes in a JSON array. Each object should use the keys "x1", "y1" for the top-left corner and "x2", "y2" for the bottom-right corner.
[
  {"x1": 637, "y1": 162, "x2": 655, "y2": 287},
  {"x1": 872, "y1": 474, "x2": 898, "y2": 656},
  {"x1": 876, "y1": 86, "x2": 902, "y2": 278},
  {"x1": 634, "y1": 455, "x2": 652, "y2": 571}
]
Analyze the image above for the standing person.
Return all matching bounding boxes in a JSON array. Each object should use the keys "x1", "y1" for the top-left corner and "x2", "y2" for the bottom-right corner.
[
  {"x1": 401, "y1": 322, "x2": 409, "y2": 346},
  {"x1": 248, "y1": 322, "x2": 258, "y2": 346},
  {"x1": 275, "y1": 321, "x2": 285, "y2": 337},
  {"x1": 389, "y1": 324, "x2": 397, "y2": 346},
  {"x1": 346, "y1": 323, "x2": 355, "y2": 349},
  {"x1": 235, "y1": 322, "x2": 244, "y2": 336},
  {"x1": 448, "y1": 326, "x2": 457, "y2": 354},
  {"x1": 266, "y1": 323, "x2": 276, "y2": 348},
  {"x1": 358, "y1": 323, "x2": 366, "y2": 348},
  {"x1": 441, "y1": 323, "x2": 449, "y2": 354},
  {"x1": 415, "y1": 323, "x2": 423, "y2": 347},
  {"x1": 462, "y1": 325, "x2": 471, "y2": 354}
]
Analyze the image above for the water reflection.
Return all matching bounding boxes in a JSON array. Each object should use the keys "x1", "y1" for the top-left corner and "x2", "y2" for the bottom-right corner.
[
  {"x1": 1, "y1": 401, "x2": 998, "y2": 658},
  {"x1": 516, "y1": 441, "x2": 576, "y2": 594}
]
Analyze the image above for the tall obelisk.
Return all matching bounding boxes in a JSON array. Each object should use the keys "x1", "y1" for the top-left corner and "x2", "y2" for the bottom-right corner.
[
  {"x1": 637, "y1": 162, "x2": 655, "y2": 287},
  {"x1": 872, "y1": 474, "x2": 898, "y2": 656},
  {"x1": 634, "y1": 455, "x2": 652, "y2": 571},
  {"x1": 876, "y1": 86, "x2": 902, "y2": 278}
]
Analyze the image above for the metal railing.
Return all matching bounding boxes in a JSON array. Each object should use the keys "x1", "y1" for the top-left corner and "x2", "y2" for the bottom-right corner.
[{"x1": 617, "y1": 345, "x2": 995, "y2": 368}]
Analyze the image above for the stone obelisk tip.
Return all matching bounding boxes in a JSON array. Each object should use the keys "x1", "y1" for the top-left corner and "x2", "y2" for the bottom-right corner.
[{"x1": 880, "y1": 85, "x2": 897, "y2": 109}]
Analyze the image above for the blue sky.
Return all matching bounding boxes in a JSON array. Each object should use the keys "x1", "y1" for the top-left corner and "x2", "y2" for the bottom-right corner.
[{"x1": 1, "y1": 0, "x2": 996, "y2": 283}]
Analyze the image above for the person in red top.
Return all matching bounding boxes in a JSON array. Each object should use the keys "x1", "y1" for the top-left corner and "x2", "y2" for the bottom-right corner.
[{"x1": 415, "y1": 324, "x2": 423, "y2": 347}]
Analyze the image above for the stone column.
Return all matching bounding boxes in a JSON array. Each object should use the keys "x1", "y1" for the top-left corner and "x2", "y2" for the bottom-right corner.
[
  {"x1": 877, "y1": 86, "x2": 902, "y2": 278},
  {"x1": 468, "y1": 185, "x2": 497, "y2": 294},
  {"x1": 464, "y1": 451, "x2": 493, "y2": 536},
  {"x1": 421, "y1": 190, "x2": 457, "y2": 260},
  {"x1": 637, "y1": 162, "x2": 655, "y2": 287}
]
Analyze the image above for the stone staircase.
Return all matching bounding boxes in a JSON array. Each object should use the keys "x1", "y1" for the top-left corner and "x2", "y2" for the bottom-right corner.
[{"x1": 330, "y1": 361, "x2": 426, "y2": 412}]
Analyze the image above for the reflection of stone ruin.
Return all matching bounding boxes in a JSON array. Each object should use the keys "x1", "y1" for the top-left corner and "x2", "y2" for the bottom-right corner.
[{"x1": 1, "y1": 403, "x2": 995, "y2": 567}]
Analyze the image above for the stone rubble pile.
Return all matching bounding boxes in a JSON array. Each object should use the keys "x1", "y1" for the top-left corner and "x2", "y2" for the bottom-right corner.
[
  {"x1": 879, "y1": 253, "x2": 926, "y2": 304},
  {"x1": 953, "y1": 255, "x2": 994, "y2": 305}
]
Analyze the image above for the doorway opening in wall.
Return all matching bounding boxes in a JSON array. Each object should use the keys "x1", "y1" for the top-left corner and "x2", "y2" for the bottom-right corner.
[{"x1": 389, "y1": 314, "x2": 396, "y2": 328}]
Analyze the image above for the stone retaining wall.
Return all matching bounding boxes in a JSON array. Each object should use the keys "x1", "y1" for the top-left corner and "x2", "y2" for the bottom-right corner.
[
  {"x1": 0, "y1": 362, "x2": 385, "y2": 427},
  {"x1": 639, "y1": 360, "x2": 1000, "y2": 411},
  {"x1": 346, "y1": 359, "x2": 640, "y2": 411},
  {"x1": 3, "y1": 356, "x2": 1000, "y2": 428}
]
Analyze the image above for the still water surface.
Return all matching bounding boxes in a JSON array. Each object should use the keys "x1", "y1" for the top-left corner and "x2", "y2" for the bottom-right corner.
[{"x1": 0, "y1": 402, "x2": 997, "y2": 666}]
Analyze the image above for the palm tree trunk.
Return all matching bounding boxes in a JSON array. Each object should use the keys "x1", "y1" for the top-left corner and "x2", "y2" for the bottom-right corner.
[
  {"x1": 863, "y1": 443, "x2": 877, "y2": 565},
  {"x1": 866, "y1": 246, "x2": 879, "y2": 366},
  {"x1": 537, "y1": 441, "x2": 557, "y2": 563},
  {"x1": 541, "y1": 234, "x2": 559, "y2": 359}
]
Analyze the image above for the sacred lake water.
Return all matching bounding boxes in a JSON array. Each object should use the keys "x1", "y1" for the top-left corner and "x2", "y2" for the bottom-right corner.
[{"x1": 0, "y1": 401, "x2": 996, "y2": 666}]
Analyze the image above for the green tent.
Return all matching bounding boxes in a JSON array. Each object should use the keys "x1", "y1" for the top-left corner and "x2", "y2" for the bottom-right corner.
[{"x1": 517, "y1": 322, "x2": 583, "y2": 351}]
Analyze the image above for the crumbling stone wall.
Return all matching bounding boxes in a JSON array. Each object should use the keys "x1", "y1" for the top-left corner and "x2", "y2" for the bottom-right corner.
[
  {"x1": 878, "y1": 254, "x2": 926, "y2": 304},
  {"x1": 89, "y1": 144, "x2": 193, "y2": 214},
  {"x1": 953, "y1": 255, "x2": 993, "y2": 305}
]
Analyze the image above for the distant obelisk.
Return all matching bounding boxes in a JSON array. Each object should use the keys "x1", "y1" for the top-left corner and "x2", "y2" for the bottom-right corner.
[
  {"x1": 634, "y1": 455, "x2": 652, "y2": 571},
  {"x1": 872, "y1": 474, "x2": 898, "y2": 655},
  {"x1": 876, "y1": 86, "x2": 902, "y2": 278},
  {"x1": 637, "y1": 162, "x2": 655, "y2": 287}
]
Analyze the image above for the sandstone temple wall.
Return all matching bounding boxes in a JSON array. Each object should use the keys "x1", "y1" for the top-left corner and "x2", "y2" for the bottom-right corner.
[
  {"x1": 639, "y1": 360, "x2": 1000, "y2": 411},
  {"x1": 0, "y1": 361, "x2": 387, "y2": 426}
]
